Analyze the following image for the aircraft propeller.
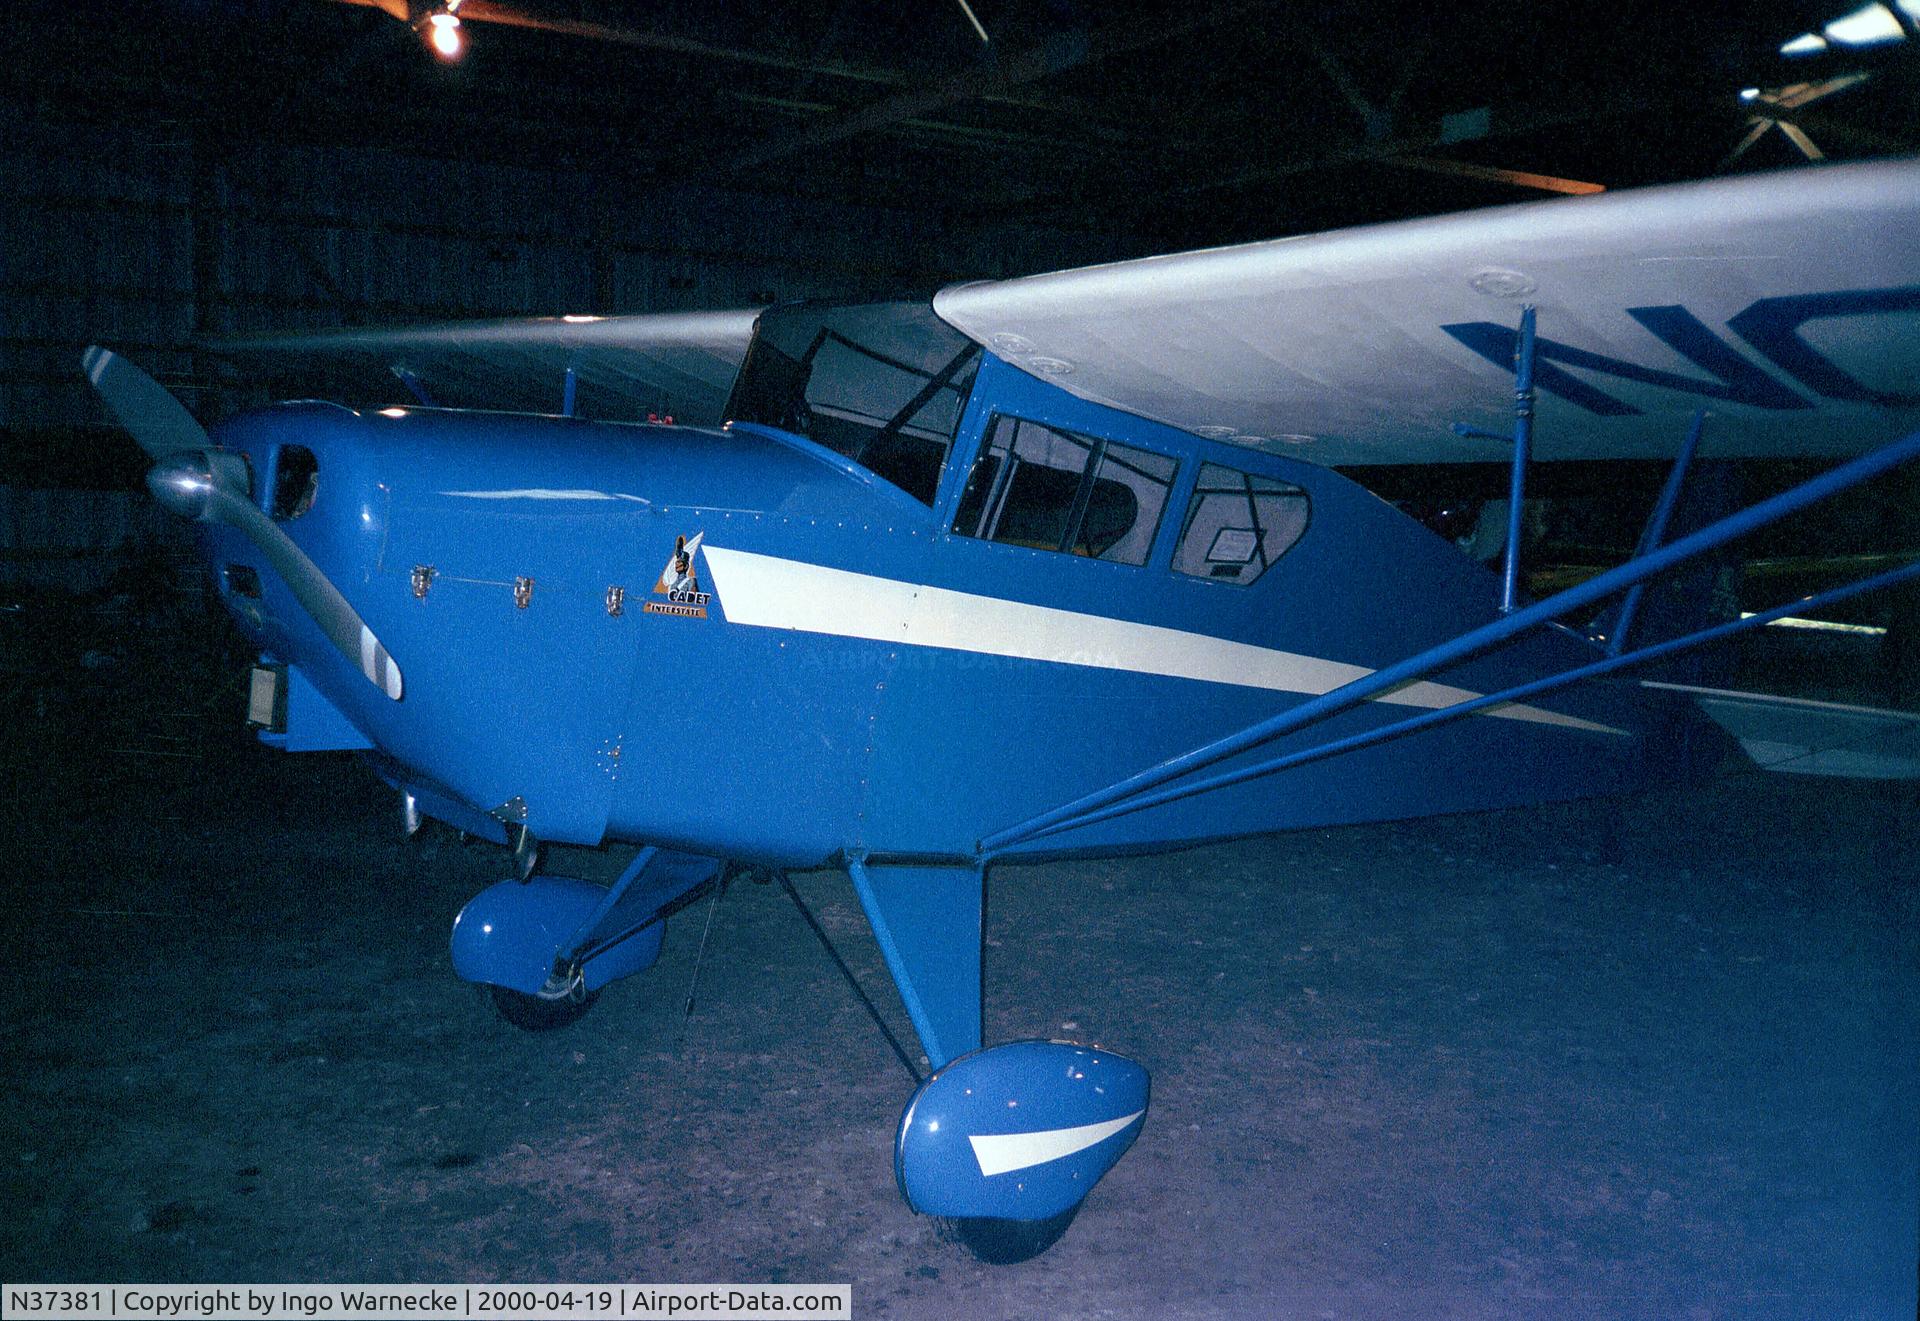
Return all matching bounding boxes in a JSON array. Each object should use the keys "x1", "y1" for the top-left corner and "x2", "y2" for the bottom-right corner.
[{"x1": 82, "y1": 346, "x2": 405, "y2": 701}]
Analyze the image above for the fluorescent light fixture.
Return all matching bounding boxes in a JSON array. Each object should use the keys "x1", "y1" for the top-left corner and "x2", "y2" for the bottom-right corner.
[
  {"x1": 560, "y1": 315, "x2": 605, "y2": 324},
  {"x1": 1739, "y1": 87, "x2": 1761, "y2": 100},
  {"x1": 378, "y1": 407, "x2": 409, "y2": 418},
  {"x1": 1824, "y1": 3, "x2": 1904, "y2": 44},
  {"x1": 1780, "y1": 31, "x2": 1829, "y2": 53}
]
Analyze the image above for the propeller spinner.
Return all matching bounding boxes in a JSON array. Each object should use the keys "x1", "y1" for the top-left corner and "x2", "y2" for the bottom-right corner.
[{"x1": 82, "y1": 346, "x2": 404, "y2": 701}]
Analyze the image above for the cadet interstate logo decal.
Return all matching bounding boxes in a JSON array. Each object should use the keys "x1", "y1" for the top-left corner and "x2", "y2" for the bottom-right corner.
[{"x1": 646, "y1": 532, "x2": 714, "y2": 619}]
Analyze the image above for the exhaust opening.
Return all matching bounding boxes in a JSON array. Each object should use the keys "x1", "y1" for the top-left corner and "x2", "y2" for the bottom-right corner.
[{"x1": 224, "y1": 563, "x2": 262, "y2": 598}]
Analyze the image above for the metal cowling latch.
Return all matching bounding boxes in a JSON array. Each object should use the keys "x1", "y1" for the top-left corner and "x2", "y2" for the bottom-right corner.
[
  {"x1": 514, "y1": 576, "x2": 534, "y2": 609},
  {"x1": 411, "y1": 565, "x2": 436, "y2": 599}
]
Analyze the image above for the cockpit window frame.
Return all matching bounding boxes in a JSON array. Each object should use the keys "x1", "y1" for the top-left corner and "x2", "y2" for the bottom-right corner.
[
  {"x1": 725, "y1": 299, "x2": 982, "y2": 507},
  {"x1": 951, "y1": 413, "x2": 1179, "y2": 568}
]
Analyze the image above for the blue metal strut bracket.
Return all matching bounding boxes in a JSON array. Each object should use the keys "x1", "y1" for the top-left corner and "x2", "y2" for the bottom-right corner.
[
  {"x1": 564, "y1": 846, "x2": 720, "y2": 988},
  {"x1": 846, "y1": 857, "x2": 984, "y2": 1070}
]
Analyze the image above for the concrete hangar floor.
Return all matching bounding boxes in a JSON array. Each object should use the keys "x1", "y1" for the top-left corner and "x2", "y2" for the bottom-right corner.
[{"x1": 1, "y1": 612, "x2": 1914, "y2": 1320}]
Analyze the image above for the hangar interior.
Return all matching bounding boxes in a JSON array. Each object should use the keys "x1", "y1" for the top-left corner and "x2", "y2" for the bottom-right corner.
[
  {"x1": 2, "y1": 1, "x2": 1917, "y2": 1314},
  {"x1": 5, "y1": 0, "x2": 1919, "y2": 600}
]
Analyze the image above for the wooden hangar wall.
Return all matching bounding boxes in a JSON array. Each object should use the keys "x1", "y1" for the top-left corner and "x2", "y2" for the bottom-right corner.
[{"x1": 0, "y1": 115, "x2": 1118, "y2": 593}]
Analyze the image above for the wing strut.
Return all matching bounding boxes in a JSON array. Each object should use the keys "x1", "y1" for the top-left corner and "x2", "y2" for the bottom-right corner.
[
  {"x1": 1450, "y1": 304, "x2": 1540, "y2": 612},
  {"x1": 979, "y1": 424, "x2": 1920, "y2": 856},
  {"x1": 1609, "y1": 408, "x2": 1708, "y2": 654},
  {"x1": 997, "y1": 553, "x2": 1920, "y2": 846}
]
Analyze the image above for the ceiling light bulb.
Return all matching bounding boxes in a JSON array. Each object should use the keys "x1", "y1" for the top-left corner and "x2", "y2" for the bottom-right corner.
[{"x1": 428, "y1": 12, "x2": 463, "y2": 59}]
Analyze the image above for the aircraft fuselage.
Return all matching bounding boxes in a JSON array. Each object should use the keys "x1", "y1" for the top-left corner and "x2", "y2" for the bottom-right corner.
[{"x1": 201, "y1": 352, "x2": 1714, "y2": 866}]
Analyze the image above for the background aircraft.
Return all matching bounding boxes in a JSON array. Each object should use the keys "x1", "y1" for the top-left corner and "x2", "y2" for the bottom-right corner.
[{"x1": 84, "y1": 157, "x2": 1920, "y2": 1262}]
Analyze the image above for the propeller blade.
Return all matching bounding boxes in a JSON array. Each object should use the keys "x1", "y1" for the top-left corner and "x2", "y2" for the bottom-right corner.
[
  {"x1": 215, "y1": 488, "x2": 406, "y2": 701},
  {"x1": 142, "y1": 453, "x2": 405, "y2": 702},
  {"x1": 81, "y1": 345, "x2": 210, "y2": 459},
  {"x1": 86, "y1": 344, "x2": 405, "y2": 703}
]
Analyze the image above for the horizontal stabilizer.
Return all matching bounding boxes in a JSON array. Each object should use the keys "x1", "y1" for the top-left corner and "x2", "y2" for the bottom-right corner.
[{"x1": 1645, "y1": 681, "x2": 1920, "y2": 780}]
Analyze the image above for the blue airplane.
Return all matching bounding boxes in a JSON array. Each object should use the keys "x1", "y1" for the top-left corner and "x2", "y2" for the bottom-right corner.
[{"x1": 85, "y1": 158, "x2": 1920, "y2": 1261}]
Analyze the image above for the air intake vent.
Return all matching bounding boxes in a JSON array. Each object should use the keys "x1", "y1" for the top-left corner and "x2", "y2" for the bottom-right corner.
[{"x1": 272, "y1": 445, "x2": 318, "y2": 519}]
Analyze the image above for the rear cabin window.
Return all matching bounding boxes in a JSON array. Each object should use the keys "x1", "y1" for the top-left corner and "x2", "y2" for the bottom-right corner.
[
  {"x1": 953, "y1": 416, "x2": 1175, "y2": 566},
  {"x1": 1172, "y1": 461, "x2": 1310, "y2": 586}
]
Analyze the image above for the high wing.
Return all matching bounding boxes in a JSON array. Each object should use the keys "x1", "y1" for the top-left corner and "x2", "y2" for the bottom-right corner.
[
  {"x1": 201, "y1": 163, "x2": 1918, "y2": 462},
  {"x1": 210, "y1": 308, "x2": 761, "y2": 427},
  {"x1": 932, "y1": 159, "x2": 1920, "y2": 466}
]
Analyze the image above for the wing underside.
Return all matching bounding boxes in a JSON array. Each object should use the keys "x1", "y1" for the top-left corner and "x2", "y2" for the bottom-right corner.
[{"x1": 933, "y1": 160, "x2": 1920, "y2": 466}]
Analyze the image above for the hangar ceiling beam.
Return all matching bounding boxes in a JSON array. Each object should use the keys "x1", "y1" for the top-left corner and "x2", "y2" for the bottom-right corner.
[
  {"x1": 324, "y1": 0, "x2": 1077, "y2": 113},
  {"x1": 1767, "y1": 103, "x2": 1918, "y2": 153},
  {"x1": 712, "y1": 1, "x2": 1276, "y2": 177},
  {"x1": 320, "y1": 0, "x2": 1194, "y2": 158},
  {"x1": 997, "y1": 82, "x2": 1695, "y2": 222},
  {"x1": 1294, "y1": 40, "x2": 1602, "y2": 197},
  {"x1": 1385, "y1": 156, "x2": 1605, "y2": 196}
]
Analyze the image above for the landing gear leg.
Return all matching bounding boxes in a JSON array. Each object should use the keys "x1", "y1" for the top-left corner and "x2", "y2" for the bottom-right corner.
[
  {"x1": 452, "y1": 849, "x2": 721, "y2": 1030},
  {"x1": 844, "y1": 857, "x2": 1150, "y2": 1263}
]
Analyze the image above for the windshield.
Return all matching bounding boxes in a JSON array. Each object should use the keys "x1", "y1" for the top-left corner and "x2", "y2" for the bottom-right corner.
[{"x1": 726, "y1": 300, "x2": 981, "y2": 505}]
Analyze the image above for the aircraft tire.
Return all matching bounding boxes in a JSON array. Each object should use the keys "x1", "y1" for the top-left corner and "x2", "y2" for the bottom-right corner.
[
  {"x1": 937, "y1": 1203, "x2": 1080, "y2": 1264},
  {"x1": 488, "y1": 983, "x2": 597, "y2": 1031}
]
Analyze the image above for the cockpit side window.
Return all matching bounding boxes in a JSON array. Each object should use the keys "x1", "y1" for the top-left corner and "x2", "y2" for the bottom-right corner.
[
  {"x1": 953, "y1": 416, "x2": 1176, "y2": 567},
  {"x1": 1172, "y1": 461, "x2": 1310, "y2": 585},
  {"x1": 727, "y1": 301, "x2": 981, "y2": 506}
]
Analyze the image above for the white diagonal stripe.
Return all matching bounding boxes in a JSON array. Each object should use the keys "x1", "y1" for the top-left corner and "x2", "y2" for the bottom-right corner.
[
  {"x1": 969, "y1": 1109, "x2": 1145, "y2": 1178},
  {"x1": 699, "y1": 545, "x2": 1624, "y2": 735}
]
